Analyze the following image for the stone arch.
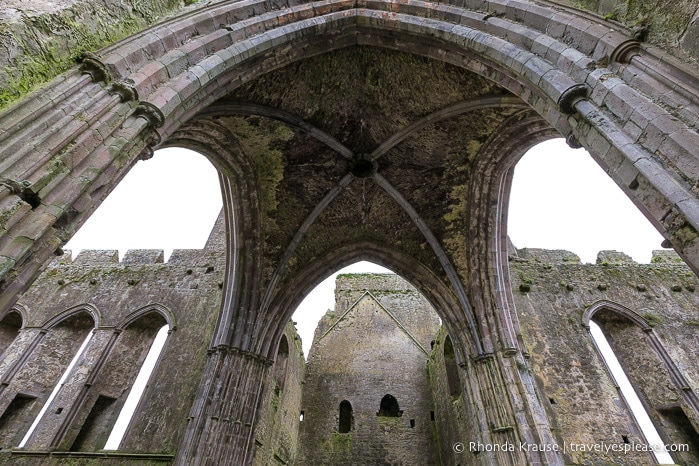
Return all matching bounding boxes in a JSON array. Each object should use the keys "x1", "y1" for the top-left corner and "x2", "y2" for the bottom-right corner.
[
  {"x1": 1, "y1": 1, "x2": 698, "y2": 464},
  {"x1": 165, "y1": 119, "x2": 262, "y2": 348},
  {"x1": 0, "y1": 306, "x2": 96, "y2": 450},
  {"x1": 117, "y1": 303, "x2": 176, "y2": 332},
  {"x1": 0, "y1": 305, "x2": 26, "y2": 359},
  {"x1": 39, "y1": 304, "x2": 101, "y2": 330},
  {"x1": 262, "y1": 242, "x2": 473, "y2": 361},
  {"x1": 583, "y1": 300, "x2": 699, "y2": 462},
  {"x1": 59, "y1": 307, "x2": 171, "y2": 452}
]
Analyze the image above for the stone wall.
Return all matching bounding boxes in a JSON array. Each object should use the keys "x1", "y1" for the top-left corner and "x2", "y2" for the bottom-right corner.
[
  {"x1": 0, "y1": 0, "x2": 197, "y2": 109},
  {"x1": 298, "y1": 274, "x2": 442, "y2": 465},
  {"x1": 508, "y1": 248, "x2": 699, "y2": 465},
  {"x1": 252, "y1": 322, "x2": 304, "y2": 466},
  {"x1": 2, "y1": 240, "x2": 699, "y2": 465},
  {"x1": 559, "y1": 0, "x2": 699, "y2": 68},
  {"x1": 0, "y1": 223, "x2": 226, "y2": 463},
  {"x1": 427, "y1": 327, "x2": 480, "y2": 466}
]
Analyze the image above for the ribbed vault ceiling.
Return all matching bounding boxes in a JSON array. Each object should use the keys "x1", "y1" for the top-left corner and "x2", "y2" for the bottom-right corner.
[{"x1": 195, "y1": 46, "x2": 529, "y2": 306}]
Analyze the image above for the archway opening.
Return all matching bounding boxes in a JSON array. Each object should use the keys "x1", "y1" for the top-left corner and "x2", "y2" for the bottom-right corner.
[
  {"x1": 102, "y1": 322, "x2": 169, "y2": 451},
  {"x1": 291, "y1": 261, "x2": 394, "y2": 358},
  {"x1": 0, "y1": 310, "x2": 22, "y2": 357},
  {"x1": 443, "y1": 336, "x2": 461, "y2": 398},
  {"x1": 274, "y1": 335, "x2": 289, "y2": 394},
  {"x1": 64, "y1": 147, "x2": 222, "y2": 261},
  {"x1": 377, "y1": 394, "x2": 401, "y2": 417},
  {"x1": 18, "y1": 311, "x2": 95, "y2": 448},
  {"x1": 508, "y1": 138, "x2": 663, "y2": 263}
]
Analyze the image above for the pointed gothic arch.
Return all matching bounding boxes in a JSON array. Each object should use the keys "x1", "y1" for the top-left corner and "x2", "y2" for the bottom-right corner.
[
  {"x1": 584, "y1": 300, "x2": 699, "y2": 464},
  {"x1": 1, "y1": 1, "x2": 699, "y2": 464}
]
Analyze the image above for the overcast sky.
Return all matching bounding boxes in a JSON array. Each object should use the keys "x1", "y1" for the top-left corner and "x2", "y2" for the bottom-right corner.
[{"x1": 65, "y1": 139, "x2": 665, "y2": 354}]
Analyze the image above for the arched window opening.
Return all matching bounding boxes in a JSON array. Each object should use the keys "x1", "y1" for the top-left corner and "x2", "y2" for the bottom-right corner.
[
  {"x1": 274, "y1": 335, "x2": 289, "y2": 394},
  {"x1": 443, "y1": 335, "x2": 461, "y2": 398},
  {"x1": 100, "y1": 320, "x2": 169, "y2": 451},
  {"x1": 589, "y1": 321, "x2": 675, "y2": 464},
  {"x1": 64, "y1": 147, "x2": 222, "y2": 261},
  {"x1": 62, "y1": 311, "x2": 169, "y2": 452},
  {"x1": 377, "y1": 394, "x2": 402, "y2": 418},
  {"x1": 0, "y1": 310, "x2": 22, "y2": 357},
  {"x1": 294, "y1": 260, "x2": 442, "y2": 465},
  {"x1": 508, "y1": 139, "x2": 663, "y2": 263},
  {"x1": 18, "y1": 313, "x2": 95, "y2": 448},
  {"x1": 338, "y1": 400, "x2": 353, "y2": 433}
]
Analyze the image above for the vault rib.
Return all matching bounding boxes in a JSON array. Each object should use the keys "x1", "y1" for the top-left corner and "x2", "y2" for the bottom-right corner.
[
  {"x1": 196, "y1": 102, "x2": 354, "y2": 159},
  {"x1": 373, "y1": 173, "x2": 484, "y2": 355},
  {"x1": 370, "y1": 96, "x2": 527, "y2": 161},
  {"x1": 259, "y1": 174, "x2": 355, "y2": 313}
]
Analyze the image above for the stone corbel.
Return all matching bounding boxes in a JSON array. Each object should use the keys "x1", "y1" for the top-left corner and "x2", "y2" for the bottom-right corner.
[
  {"x1": 79, "y1": 51, "x2": 111, "y2": 85},
  {"x1": 137, "y1": 131, "x2": 162, "y2": 161},
  {"x1": 557, "y1": 84, "x2": 589, "y2": 115},
  {"x1": 661, "y1": 207, "x2": 699, "y2": 251},
  {"x1": 134, "y1": 102, "x2": 165, "y2": 129},
  {"x1": 610, "y1": 39, "x2": 642, "y2": 64},
  {"x1": 109, "y1": 81, "x2": 139, "y2": 102}
]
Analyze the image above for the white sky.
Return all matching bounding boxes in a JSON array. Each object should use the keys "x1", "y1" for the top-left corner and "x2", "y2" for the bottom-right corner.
[{"x1": 65, "y1": 139, "x2": 666, "y2": 354}]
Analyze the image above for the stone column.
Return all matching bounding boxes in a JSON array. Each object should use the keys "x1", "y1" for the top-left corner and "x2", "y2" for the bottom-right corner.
[{"x1": 177, "y1": 347, "x2": 270, "y2": 466}]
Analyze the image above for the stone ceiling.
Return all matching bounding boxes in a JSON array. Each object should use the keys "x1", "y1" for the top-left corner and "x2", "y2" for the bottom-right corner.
[{"x1": 195, "y1": 46, "x2": 527, "y2": 294}]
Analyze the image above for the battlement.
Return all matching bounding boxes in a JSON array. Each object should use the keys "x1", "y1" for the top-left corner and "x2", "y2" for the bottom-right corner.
[
  {"x1": 50, "y1": 248, "x2": 218, "y2": 267},
  {"x1": 512, "y1": 248, "x2": 685, "y2": 266}
]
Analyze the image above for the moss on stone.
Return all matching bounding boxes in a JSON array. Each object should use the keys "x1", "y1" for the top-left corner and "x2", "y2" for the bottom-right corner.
[{"x1": 0, "y1": 0, "x2": 190, "y2": 111}]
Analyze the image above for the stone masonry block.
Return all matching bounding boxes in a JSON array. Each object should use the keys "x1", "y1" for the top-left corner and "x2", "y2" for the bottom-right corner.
[
  {"x1": 596, "y1": 250, "x2": 635, "y2": 265},
  {"x1": 73, "y1": 249, "x2": 119, "y2": 265},
  {"x1": 122, "y1": 249, "x2": 165, "y2": 265}
]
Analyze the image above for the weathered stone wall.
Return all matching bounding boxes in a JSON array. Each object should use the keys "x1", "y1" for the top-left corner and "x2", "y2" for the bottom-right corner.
[
  {"x1": 509, "y1": 248, "x2": 699, "y2": 465},
  {"x1": 427, "y1": 327, "x2": 480, "y2": 466},
  {"x1": 252, "y1": 322, "x2": 304, "y2": 466},
  {"x1": 0, "y1": 222, "x2": 226, "y2": 463},
  {"x1": 3, "y1": 236, "x2": 699, "y2": 465},
  {"x1": 0, "y1": 0, "x2": 199, "y2": 109},
  {"x1": 559, "y1": 0, "x2": 699, "y2": 68},
  {"x1": 298, "y1": 274, "x2": 441, "y2": 466},
  {"x1": 0, "y1": 0, "x2": 699, "y2": 109},
  {"x1": 1, "y1": 0, "x2": 698, "y2": 111}
]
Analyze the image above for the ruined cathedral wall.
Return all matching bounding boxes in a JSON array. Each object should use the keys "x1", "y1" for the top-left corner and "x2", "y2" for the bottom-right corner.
[
  {"x1": 510, "y1": 249, "x2": 699, "y2": 465},
  {"x1": 0, "y1": 245, "x2": 225, "y2": 463},
  {"x1": 556, "y1": 0, "x2": 699, "y2": 69},
  {"x1": 252, "y1": 321, "x2": 304, "y2": 466},
  {"x1": 299, "y1": 274, "x2": 442, "y2": 466},
  {"x1": 427, "y1": 326, "x2": 480, "y2": 466}
]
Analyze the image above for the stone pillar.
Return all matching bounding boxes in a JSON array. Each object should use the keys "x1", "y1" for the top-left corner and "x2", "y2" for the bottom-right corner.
[{"x1": 177, "y1": 347, "x2": 270, "y2": 466}]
